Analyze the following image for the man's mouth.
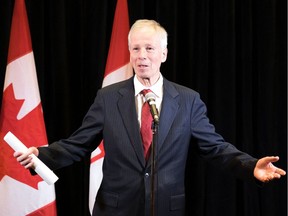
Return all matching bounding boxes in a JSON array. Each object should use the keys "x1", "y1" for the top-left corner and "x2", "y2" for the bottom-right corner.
[{"x1": 138, "y1": 64, "x2": 148, "y2": 68}]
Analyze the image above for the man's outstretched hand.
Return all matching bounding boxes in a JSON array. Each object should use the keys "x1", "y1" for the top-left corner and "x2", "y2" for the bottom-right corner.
[{"x1": 254, "y1": 156, "x2": 286, "y2": 183}]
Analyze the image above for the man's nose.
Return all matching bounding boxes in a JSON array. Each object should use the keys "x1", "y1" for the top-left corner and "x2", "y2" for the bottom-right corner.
[{"x1": 138, "y1": 48, "x2": 147, "y2": 59}]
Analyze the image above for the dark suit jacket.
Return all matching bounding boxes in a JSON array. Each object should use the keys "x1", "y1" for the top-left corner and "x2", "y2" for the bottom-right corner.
[{"x1": 38, "y1": 76, "x2": 257, "y2": 216}]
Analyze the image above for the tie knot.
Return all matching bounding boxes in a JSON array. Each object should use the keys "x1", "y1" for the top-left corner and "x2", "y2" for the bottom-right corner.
[{"x1": 141, "y1": 89, "x2": 152, "y2": 96}]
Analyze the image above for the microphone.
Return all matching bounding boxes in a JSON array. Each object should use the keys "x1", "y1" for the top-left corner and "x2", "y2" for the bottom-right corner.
[{"x1": 144, "y1": 91, "x2": 159, "y2": 124}]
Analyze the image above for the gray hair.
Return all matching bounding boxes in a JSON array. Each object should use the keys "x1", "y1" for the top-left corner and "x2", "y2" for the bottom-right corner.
[{"x1": 128, "y1": 19, "x2": 168, "y2": 49}]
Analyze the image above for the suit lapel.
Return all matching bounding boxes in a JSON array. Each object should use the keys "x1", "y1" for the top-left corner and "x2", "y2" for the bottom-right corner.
[
  {"x1": 117, "y1": 79, "x2": 146, "y2": 167},
  {"x1": 147, "y1": 79, "x2": 179, "y2": 167}
]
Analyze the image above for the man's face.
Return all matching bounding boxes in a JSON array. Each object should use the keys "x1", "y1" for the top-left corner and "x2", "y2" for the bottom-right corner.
[{"x1": 129, "y1": 27, "x2": 167, "y2": 84}]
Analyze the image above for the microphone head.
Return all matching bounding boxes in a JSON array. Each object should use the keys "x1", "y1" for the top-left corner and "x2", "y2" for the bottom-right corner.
[
  {"x1": 144, "y1": 92, "x2": 156, "y2": 101},
  {"x1": 144, "y1": 91, "x2": 159, "y2": 124}
]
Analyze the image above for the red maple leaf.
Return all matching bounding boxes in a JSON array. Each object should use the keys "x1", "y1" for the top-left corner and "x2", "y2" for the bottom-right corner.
[{"x1": 0, "y1": 84, "x2": 48, "y2": 189}]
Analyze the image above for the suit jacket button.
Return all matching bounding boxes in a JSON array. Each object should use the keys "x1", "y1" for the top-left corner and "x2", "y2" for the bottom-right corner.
[{"x1": 145, "y1": 172, "x2": 149, "y2": 178}]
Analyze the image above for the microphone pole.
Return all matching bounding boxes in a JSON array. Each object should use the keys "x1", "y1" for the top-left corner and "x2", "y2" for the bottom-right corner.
[
  {"x1": 144, "y1": 91, "x2": 159, "y2": 216},
  {"x1": 150, "y1": 116, "x2": 159, "y2": 216}
]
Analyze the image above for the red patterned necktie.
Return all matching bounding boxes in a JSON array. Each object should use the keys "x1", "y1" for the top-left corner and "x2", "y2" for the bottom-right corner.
[{"x1": 140, "y1": 89, "x2": 153, "y2": 160}]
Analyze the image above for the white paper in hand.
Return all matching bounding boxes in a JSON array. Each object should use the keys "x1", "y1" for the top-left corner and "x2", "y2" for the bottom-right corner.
[{"x1": 4, "y1": 131, "x2": 59, "y2": 185}]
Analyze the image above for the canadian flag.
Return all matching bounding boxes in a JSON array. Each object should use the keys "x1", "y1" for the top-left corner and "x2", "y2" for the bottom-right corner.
[
  {"x1": 0, "y1": 0, "x2": 57, "y2": 215},
  {"x1": 88, "y1": 0, "x2": 133, "y2": 213}
]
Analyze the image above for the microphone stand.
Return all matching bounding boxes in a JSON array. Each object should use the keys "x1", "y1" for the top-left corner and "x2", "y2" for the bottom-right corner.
[{"x1": 150, "y1": 120, "x2": 159, "y2": 216}]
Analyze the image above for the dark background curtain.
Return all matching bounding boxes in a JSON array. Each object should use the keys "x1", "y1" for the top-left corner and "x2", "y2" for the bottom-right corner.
[{"x1": 0, "y1": 0, "x2": 286, "y2": 215}]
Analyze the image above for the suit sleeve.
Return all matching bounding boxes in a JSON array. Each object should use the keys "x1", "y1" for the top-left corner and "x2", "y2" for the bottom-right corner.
[
  {"x1": 190, "y1": 93, "x2": 258, "y2": 181},
  {"x1": 38, "y1": 90, "x2": 105, "y2": 171}
]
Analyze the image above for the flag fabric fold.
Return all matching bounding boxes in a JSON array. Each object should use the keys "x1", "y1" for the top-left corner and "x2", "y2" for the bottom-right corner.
[
  {"x1": 0, "y1": 0, "x2": 57, "y2": 215},
  {"x1": 89, "y1": 0, "x2": 133, "y2": 213}
]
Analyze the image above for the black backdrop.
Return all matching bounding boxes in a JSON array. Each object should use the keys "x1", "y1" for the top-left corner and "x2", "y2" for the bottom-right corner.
[{"x1": 0, "y1": 0, "x2": 287, "y2": 216}]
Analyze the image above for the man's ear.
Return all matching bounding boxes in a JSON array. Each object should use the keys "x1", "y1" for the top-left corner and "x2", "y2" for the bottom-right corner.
[{"x1": 161, "y1": 48, "x2": 168, "y2": 62}]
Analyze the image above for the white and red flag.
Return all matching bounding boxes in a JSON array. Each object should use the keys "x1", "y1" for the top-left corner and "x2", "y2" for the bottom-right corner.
[
  {"x1": 0, "y1": 0, "x2": 57, "y2": 215},
  {"x1": 89, "y1": 0, "x2": 133, "y2": 213}
]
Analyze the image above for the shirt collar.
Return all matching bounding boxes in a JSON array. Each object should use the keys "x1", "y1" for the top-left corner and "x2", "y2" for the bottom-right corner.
[{"x1": 134, "y1": 73, "x2": 163, "y2": 98}]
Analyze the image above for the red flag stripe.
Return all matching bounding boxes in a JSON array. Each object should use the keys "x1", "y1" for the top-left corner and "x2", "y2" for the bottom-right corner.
[
  {"x1": 8, "y1": 0, "x2": 32, "y2": 64},
  {"x1": 103, "y1": 0, "x2": 130, "y2": 77}
]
